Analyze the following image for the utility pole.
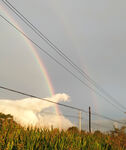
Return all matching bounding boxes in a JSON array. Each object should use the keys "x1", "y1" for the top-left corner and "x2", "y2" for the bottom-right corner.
[
  {"x1": 51, "y1": 125, "x2": 53, "y2": 131},
  {"x1": 89, "y1": 106, "x2": 91, "y2": 133},
  {"x1": 79, "y1": 111, "x2": 82, "y2": 131}
]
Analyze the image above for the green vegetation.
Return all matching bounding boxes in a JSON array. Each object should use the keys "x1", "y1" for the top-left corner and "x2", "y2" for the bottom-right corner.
[{"x1": 0, "y1": 113, "x2": 126, "y2": 150}]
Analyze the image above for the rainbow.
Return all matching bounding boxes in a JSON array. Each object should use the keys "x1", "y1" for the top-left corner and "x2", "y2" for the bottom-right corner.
[
  {"x1": 0, "y1": 5, "x2": 54, "y2": 96},
  {"x1": 50, "y1": 1, "x2": 99, "y2": 113},
  {"x1": 0, "y1": 4, "x2": 62, "y2": 128}
]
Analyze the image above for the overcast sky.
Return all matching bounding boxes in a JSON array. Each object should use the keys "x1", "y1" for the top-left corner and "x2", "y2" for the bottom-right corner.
[{"x1": 0, "y1": 0, "x2": 126, "y2": 123}]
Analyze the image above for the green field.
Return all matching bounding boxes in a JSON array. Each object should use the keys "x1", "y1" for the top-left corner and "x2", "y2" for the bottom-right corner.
[{"x1": 0, "y1": 113, "x2": 126, "y2": 150}]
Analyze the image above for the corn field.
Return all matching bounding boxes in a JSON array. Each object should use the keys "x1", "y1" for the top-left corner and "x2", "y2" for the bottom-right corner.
[{"x1": 0, "y1": 113, "x2": 126, "y2": 150}]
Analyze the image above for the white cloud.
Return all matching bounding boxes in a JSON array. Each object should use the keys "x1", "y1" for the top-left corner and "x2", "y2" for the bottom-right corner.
[{"x1": 0, "y1": 93, "x2": 72, "y2": 129}]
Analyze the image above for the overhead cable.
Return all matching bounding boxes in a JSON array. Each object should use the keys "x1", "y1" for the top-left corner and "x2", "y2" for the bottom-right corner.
[
  {"x1": 0, "y1": 85, "x2": 125, "y2": 125},
  {"x1": 2, "y1": 0, "x2": 126, "y2": 111},
  {"x1": 0, "y1": 14, "x2": 124, "y2": 113}
]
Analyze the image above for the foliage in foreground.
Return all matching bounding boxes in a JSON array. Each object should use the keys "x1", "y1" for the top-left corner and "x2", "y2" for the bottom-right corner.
[{"x1": 0, "y1": 113, "x2": 126, "y2": 150}]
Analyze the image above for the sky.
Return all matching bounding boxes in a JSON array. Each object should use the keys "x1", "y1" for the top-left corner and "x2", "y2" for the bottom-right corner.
[{"x1": 0, "y1": 0, "x2": 126, "y2": 129}]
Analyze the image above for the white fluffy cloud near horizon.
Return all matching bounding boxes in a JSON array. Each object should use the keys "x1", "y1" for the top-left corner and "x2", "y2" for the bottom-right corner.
[{"x1": 0, "y1": 93, "x2": 73, "y2": 129}]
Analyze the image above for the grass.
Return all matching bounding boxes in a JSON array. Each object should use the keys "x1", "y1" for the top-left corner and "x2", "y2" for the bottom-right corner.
[{"x1": 0, "y1": 113, "x2": 126, "y2": 150}]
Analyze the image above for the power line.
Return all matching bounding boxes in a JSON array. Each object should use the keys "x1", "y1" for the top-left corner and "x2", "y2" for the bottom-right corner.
[
  {"x1": 0, "y1": 13, "x2": 125, "y2": 114},
  {"x1": 41, "y1": 112, "x2": 114, "y2": 130},
  {"x1": 84, "y1": 118, "x2": 113, "y2": 130},
  {"x1": 42, "y1": 112, "x2": 113, "y2": 129},
  {"x1": 0, "y1": 14, "x2": 125, "y2": 115},
  {"x1": 0, "y1": 85, "x2": 125, "y2": 125},
  {"x1": 41, "y1": 111, "x2": 79, "y2": 120},
  {"x1": 2, "y1": 0, "x2": 126, "y2": 112}
]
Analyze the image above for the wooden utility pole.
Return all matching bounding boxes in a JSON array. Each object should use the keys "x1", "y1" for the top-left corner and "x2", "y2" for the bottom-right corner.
[
  {"x1": 89, "y1": 106, "x2": 91, "y2": 133},
  {"x1": 51, "y1": 125, "x2": 53, "y2": 131},
  {"x1": 79, "y1": 111, "x2": 82, "y2": 131}
]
